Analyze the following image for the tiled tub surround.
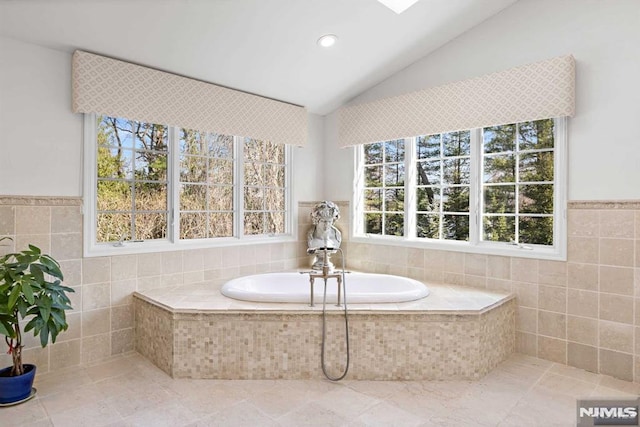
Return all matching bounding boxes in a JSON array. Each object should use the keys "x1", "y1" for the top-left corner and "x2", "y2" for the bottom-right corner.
[
  {"x1": 346, "y1": 201, "x2": 640, "y2": 383},
  {"x1": 1, "y1": 195, "x2": 639, "y2": 383},
  {"x1": 134, "y1": 283, "x2": 515, "y2": 380}
]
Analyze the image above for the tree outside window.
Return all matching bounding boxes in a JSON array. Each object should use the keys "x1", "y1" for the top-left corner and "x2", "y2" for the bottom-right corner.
[
  {"x1": 94, "y1": 115, "x2": 289, "y2": 245},
  {"x1": 356, "y1": 118, "x2": 562, "y2": 253}
]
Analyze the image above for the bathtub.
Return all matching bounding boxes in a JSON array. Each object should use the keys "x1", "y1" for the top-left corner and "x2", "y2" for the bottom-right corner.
[
  {"x1": 220, "y1": 271, "x2": 429, "y2": 304},
  {"x1": 135, "y1": 277, "x2": 515, "y2": 379}
]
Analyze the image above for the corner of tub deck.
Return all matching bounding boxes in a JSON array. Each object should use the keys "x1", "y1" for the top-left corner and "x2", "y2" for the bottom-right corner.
[
  {"x1": 133, "y1": 290, "x2": 178, "y2": 312},
  {"x1": 133, "y1": 293, "x2": 175, "y2": 377},
  {"x1": 479, "y1": 292, "x2": 516, "y2": 314}
]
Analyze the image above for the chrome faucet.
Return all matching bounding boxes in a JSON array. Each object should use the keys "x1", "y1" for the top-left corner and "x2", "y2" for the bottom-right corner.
[
  {"x1": 305, "y1": 247, "x2": 343, "y2": 307},
  {"x1": 304, "y1": 201, "x2": 344, "y2": 306}
]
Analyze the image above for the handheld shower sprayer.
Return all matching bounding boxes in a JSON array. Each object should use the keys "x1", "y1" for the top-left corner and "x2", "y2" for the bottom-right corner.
[{"x1": 305, "y1": 201, "x2": 349, "y2": 381}]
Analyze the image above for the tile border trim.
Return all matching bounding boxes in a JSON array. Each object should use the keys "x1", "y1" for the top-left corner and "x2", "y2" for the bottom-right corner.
[
  {"x1": 568, "y1": 200, "x2": 640, "y2": 210},
  {"x1": 0, "y1": 195, "x2": 82, "y2": 207}
]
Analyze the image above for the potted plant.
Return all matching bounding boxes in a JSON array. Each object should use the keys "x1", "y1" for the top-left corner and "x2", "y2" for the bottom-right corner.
[{"x1": 0, "y1": 240, "x2": 74, "y2": 404}]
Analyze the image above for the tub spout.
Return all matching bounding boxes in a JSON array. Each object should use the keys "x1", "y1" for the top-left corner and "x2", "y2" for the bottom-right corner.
[{"x1": 306, "y1": 260, "x2": 343, "y2": 307}]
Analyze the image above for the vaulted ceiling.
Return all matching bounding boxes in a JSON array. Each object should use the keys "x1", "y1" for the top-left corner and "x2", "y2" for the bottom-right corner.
[{"x1": 0, "y1": 0, "x2": 518, "y2": 114}]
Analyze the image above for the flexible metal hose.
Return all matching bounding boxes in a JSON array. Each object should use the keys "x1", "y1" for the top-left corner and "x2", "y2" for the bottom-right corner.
[{"x1": 320, "y1": 247, "x2": 350, "y2": 381}]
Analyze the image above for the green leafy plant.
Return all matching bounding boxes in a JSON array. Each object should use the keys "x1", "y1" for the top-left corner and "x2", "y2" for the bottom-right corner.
[{"x1": 0, "y1": 240, "x2": 74, "y2": 376}]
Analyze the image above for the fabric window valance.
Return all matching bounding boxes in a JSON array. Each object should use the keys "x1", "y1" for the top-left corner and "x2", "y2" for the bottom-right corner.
[
  {"x1": 338, "y1": 55, "x2": 575, "y2": 147},
  {"x1": 72, "y1": 50, "x2": 307, "y2": 146}
]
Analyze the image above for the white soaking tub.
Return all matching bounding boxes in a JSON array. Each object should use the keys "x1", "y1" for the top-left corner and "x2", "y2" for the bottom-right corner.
[{"x1": 220, "y1": 271, "x2": 429, "y2": 304}]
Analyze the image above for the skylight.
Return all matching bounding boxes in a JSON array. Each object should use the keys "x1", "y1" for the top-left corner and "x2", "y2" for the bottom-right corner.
[{"x1": 377, "y1": 0, "x2": 420, "y2": 14}]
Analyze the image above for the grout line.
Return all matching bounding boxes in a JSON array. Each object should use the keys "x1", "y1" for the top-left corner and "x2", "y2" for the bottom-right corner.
[{"x1": 498, "y1": 358, "x2": 556, "y2": 424}]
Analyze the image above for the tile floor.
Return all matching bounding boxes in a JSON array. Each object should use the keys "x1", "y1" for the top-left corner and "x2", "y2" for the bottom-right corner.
[{"x1": 2, "y1": 352, "x2": 639, "y2": 426}]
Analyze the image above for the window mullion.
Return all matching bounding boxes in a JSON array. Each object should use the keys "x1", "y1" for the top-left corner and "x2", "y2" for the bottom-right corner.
[
  {"x1": 405, "y1": 137, "x2": 416, "y2": 239},
  {"x1": 380, "y1": 143, "x2": 386, "y2": 235},
  {"x1": 130, "y1": 121, "x2": 137, "y2": 240},
  {"x1": 170, "y1": 126, "x2": 180, "y2": 242},
  {"x1": 469, "y1": 128, "x2": 480, "y2": 245},
  {"x1": 514, "y1": 123, "x2": 520, "y2": 243},
  {"x1": 285, "y1": 144, "x2": 292, "y2": 235},
  {"x1": 353, "y1": 146, "x2": 365, "y2": 235},
  {"x1": 439, "y1": 135, "x2": 444, "y2": 239},
  {"x1": 235, "y1": 136, "x2": 243, "y2": 239}
]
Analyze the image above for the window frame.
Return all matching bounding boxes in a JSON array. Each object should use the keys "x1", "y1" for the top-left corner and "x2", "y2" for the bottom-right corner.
[
  {"x1": 361, "y1": 140, "x2": 406, "y2": 237},
  {"x1": 240, "y1": 137, "x2": 290, "y2": 238},
  {"x1": 83, "y1": 114, "x2": 294, "y2": 257},
  {"x1": 352, "y1": 117, "x2": 567, "y2": 260},
  {"x1": 173, "y1": 128, "x2": 236, "y2": 241}
]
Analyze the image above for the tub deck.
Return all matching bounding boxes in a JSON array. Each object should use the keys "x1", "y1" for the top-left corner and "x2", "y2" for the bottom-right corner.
[
  {"x1": 134, "y1": 278, "x2": 515, "y2": 380},
  {"x1": 135, "y1": 280, "x2": 509, "y2": 312}
]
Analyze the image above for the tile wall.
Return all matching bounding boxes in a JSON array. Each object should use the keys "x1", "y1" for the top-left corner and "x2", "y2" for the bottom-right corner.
[
  {"x1": 1, "y1": 196, "x2": 638, "y2": 383},
  {"x1": 346, "y1": 201, "x2": 640, "y2": 382},
  {"x1": 0, "y1": 196, "x2": 307, "y2": 373}
]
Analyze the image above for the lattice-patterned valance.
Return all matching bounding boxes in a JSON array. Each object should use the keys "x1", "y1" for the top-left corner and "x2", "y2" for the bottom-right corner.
[
  {"x1": 72, "y1": 51, "x2": 307, "y2": 146},
  {"x1": 338, "y1": 55, "x2": 575, "y2": 147}
]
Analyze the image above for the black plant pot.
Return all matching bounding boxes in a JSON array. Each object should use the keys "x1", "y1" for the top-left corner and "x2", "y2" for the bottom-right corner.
[{"x1": 0, "y1": 364, "x2": 36, "y2": 404}]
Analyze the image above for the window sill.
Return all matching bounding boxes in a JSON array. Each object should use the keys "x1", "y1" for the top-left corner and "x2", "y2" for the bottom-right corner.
[
  {"x1": 349, "y1": 235, "x2": 566, "y2": 261},
  {"x1": 83, "y1": 234, "x2": 298, "y2": 258}
]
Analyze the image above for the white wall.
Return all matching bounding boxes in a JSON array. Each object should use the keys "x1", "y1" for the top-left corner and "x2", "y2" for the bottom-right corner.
[
  {"x1": 322, "y1": 111, "x2": 351, "y2": 202},
  {"x1": 0, "y1": 36, "x2": 324, "y2": 202},
  {"x1": 4, "y1": 0, "x2": 638, "y2": 202},
  {"x1": 293, "y1": 113, "x2": 324, "y2": 202},
  {"x1": 0, "y1": 37, "x2": 82, "y2": 196},
  {"x1": 323, "y1": 0, "x2": 640, "y2": 202}
]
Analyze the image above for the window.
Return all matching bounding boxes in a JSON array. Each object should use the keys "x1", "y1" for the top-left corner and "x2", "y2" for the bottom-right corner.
[
  {"x1": 354, "y1": 118, "x2": 566, "y2": 259},
  {"x1": 179, "y1": 130, "x2": 234, "y2": 239},
  {"x1": 85, "y1": 114, "x2": 292, "y2": 255},
  {"x1": 363, "y1": 140, "x2": 405, "y2": 236},
  {"x1": 482, "y1": 120, "x2": 555, "y2": 246},
  {"x1": 96, "y1": 117, "x2": 169, "y2": 243},
  {"x1": 416, "y1": 131, "x2": 471, "y2": 241},
  {"x1": 243, "y1": 138, "x2": 287, "y2": 235}
]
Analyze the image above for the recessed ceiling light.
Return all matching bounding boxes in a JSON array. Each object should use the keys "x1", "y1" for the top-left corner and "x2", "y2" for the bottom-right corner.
[
  {"x1": 377, "y1": 0, "x2": 420, "y2": 14},
  {"x1": 317, "y1": 34, "x2": 338, "y2": 48}
]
